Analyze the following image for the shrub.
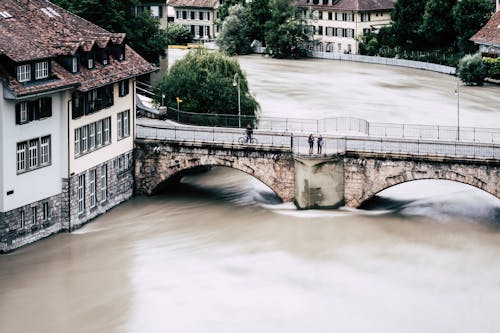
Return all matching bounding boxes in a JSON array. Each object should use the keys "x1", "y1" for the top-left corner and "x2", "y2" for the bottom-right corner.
[
  {"x1": 483, "y1": 57, "x2": 500, "y2": 80},
  {"x1": 457, "y1": 53, "x2": 488, "y2": 85}
]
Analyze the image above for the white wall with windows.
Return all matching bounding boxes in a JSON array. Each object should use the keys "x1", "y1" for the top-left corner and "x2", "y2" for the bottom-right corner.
[
  {"x1": 0, "y1": 89, "x2": 67, "y2": 212},
  {"x1": 70, "y1": 79, "x2": 135, "y2": 175}
]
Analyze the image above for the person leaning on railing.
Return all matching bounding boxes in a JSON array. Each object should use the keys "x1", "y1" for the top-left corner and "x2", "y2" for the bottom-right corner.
[{"x1": 246, "y1": 124, "x2": 253, "y2": 143}]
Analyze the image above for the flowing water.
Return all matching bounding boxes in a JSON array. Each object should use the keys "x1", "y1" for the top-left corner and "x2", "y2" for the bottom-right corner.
[{"x1": 1, "y1": 50, "x2": 500, "y2": 332}]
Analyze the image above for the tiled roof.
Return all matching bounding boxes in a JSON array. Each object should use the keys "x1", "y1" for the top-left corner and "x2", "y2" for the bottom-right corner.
[
  {"x1": 298, "y1": 0, "x2": 396, "y2": 11},
  {"x1": 0, "y1": 0, "x2": 156, "y2": 97},
  {"x1": 470, "y1": 11, "x2": 500, "y2": 47},
  {"x1": 168, "y1": 0, "x2": 218, "y2": 9}
]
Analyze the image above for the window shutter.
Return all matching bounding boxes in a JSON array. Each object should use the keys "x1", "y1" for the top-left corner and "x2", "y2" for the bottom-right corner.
[
  {"x1": 15, "y1": 103, "x2": 20, "y2": 124},
  {"x1": 28, "y1": 101, "x2": 35, "y2": 121}
]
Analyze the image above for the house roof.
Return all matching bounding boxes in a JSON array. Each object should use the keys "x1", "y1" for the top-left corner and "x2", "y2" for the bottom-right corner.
[
  {"x1": 168, "y1": 0, "x2": 218, "y2": 9},
  {"x1": 0, "y1": 0, "x2": 156, "y2": 97},
  {"x1": 297, "y1": 0, "x2": 396, "y2": 11},
  {"x1": 470, "y1": 11, "x2": 500, "y2": 47}
]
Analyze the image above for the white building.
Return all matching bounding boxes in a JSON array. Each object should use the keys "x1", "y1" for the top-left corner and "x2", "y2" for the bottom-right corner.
[
  {"x1": 169, "y1": 0, "x2": 220, "y2": 40},
  {"x1": 299, "y1": 0, "x2": 395, "y2": 54},
  {"x1": 0, "y1": 0, "x2": 155, "y2": 252}
]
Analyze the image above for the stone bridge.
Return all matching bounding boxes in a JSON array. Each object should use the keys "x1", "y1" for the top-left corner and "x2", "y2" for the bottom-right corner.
[
  {"x1": 135, "y1": 124, "x2": 500, "y2": 209},
  {"x1": 134, "y1": 139, "x2": 296, "y2": 202}
]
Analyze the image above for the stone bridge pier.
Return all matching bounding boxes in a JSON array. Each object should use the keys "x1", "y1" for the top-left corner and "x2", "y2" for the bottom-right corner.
[{"x1": 135, "y1": 139, "x2": 296, "y2": 202}]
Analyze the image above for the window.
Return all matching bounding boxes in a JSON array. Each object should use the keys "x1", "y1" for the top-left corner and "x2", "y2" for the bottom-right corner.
[
  {"x1": 207, "y1": 12, "x2": 210, "y2": 20},
  {"x1": 326, "y1": 27, "x2": 333, "y2": 36},
  {"x1": 81, "y1": 125, "x2": 88, "y2": 153},
  {"x1": 182, "y1": 10, "x2": 187, "y2": 19},
  {"x1": 199, "y1": 11, "x2": 204, "y2": 20},
  {"x1": 322, "y1": 0, "x2": 328, "y2": 4},
  {"x1": 20, "y1": 210, "x2": 25, "y2": 229},
  {"x1": 96, "y1": 121, "x2": 102, "y2": 147},
  {"x1": 74, "y1": 128, "x2": 81, "y2": 155},
  {"x1": 338, "y1": 43, "x2": 342, "y2": 52},
  {"x1": 103, "y1": 117, "x2": 111, "y2": 144},
  {"x1": 35, "y1": 61, "x2": 49, "y2": 79},
  {"x1": 336, "y1": 28, "x2": 343, "y2": 37},
  {"x1": 363, "y1": 28, "x2": 371, "y2": 35},
  {"x1": 88, "y1": 56, "x2": 94, "y2": 69},
  {"x1": 78, "y1": 174, "x2": 85, "y2": 214},
  {"x1": 190, "y1": 11, "x2": 195, "y2": 20},
  {"x1": 117, "y1": 110, "x2": 130, "y2": 140},
  {"x1": 101, "y1": 164, "x2": 107, "y2": 202},
  {"x1": 89, "y1": 123, "x2": 96, "y2": 150},
  {"x1": 17, "y1": 64, "x2": 31, "y2": 82},
  {"x1": 40, "y1": 136, "x2": 50, "y2": 165},
  {"x1": 318, "y1": 26, "x2": 323, "y2": 35},
  {"x1": 89, "y1": 169, "x2": 96, "y2": 208},
  {"x1": 328, "y1": 12, "x2": 332, "y2": 20},
  {"x1": 29, "y1": 139, "x2": 38, "y2": 169},
  {"x1": 19, "y1": 102, "x2": 28, "y2": 123},
  {"x1": 361, "y1": 12, "x2": 370, "y2": 22},
  {"x1": 205, "y1": 26, "x2": 210, "y2": 37},
  {"x1": 72, "y1": 56, "x2": 78, "y2": 73},
  {"x1": 17, "y1": 142, "x2": 26, "y2": 172},
  {"x1": 150, "y1": 5, "x2": 160, "y2": 17},
  {"x1": 42, "y1": 202, "x2": 49, "y2": 221},
  {"x1": 119, "y1": 79, "x2": 129, "y2": 97},
  {"x1": 32, "y1": 207, "x2": 37, "y2": 225}
]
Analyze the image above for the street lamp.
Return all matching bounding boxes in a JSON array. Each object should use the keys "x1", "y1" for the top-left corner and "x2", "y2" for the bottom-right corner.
[
  {"x1": 232, "y1": 73, "x2": 241, "y2": 128},
  {"x1": 454, "y1": 77, "x2": 460, "y2": 141}
]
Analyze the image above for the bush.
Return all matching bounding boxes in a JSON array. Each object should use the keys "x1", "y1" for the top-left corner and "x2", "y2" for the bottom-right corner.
[
  {"x1": 458, "y1": 53, "x2": 488, "y2": 85},
  {"x1": 483, "y1": 57, "x2": 500, "y2": 80}
]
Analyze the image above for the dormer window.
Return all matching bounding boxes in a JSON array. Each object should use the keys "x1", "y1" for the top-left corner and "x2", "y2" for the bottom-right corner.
[
  {"x1": 35, "y1": 61, "x2": 49, "y2": 79},
  {"x1": 88, "y1": 56, "x2": 94, "y2": 69},
  {"x1": 101, "y1": 51, "x2": 109, "y2": 66},
  {"x1": 17, "y1": 64, "x2": 31, "y2": 82}
]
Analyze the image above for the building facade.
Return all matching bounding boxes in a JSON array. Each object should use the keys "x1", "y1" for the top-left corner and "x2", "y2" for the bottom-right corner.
[
  {"x1": 0, "y1": 0, "x2": 155, "y2": 252},
  {"x1": 298, "y1": 0, "x2": 395, "y2": 54},
  {"x1": 470, "y1": 9, "x2": 500, "y2": 57},
  {"x1": 168, "y1": 0, "x2": 220, "y2": 41}
]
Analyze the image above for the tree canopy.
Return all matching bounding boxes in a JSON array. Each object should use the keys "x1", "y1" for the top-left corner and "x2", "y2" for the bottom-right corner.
[
  {"x1": 217, "y1": 5, "x2": 254, "y2": 55},
  {"x1": 51, "y1": 0, "x2": 168, "y2": 64},
  {"x1": 154, "y1": 50, "x2": 259, "y2": 117},
  {"x1": 453, "y1": 0, "x2": 493, "y2": 53}
]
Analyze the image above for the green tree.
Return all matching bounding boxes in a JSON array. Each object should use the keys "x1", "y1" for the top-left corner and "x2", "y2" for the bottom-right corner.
[
  {"x1": 167, "y1": 23, "x2": 193, "y2": 45},
  {"x1": 248, "y1": 0, "x2": 271, "y2": 43},
  {"x1": 390, "y1": 0, "x2": 427, "y2": 50},
  {"x1": 420, "y1": 0, "x2": 457, "y2": 49},
  {"x1": 264, "y1": 0, "x2": 312, "y2": 58},
  {"x1": 217, "y1": 5, "x2": 254, "y2": 55},
  {"x1": 453, "y1": 0, "x2": 493, "y2": 53},
  {"x1": 51, "y1": 0, "x2": 167, "y2": 64},
  {"x1": 154, "y1": 49, "x2": 259, "y2": 118},
  {"x1": 458, "y1": 53, "x2": 488, "y2": 85},
  {"x1": 217, "y1": 0, "x2": 246, "y2": 23}
]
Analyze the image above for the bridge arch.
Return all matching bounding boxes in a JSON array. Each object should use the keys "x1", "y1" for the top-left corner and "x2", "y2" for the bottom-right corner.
[
  {"x1": 344, "y1": 156, "x2": 500, "y2": 208},
  {"x1": 135, "y1": 140, "x2": 296, "y2": 203}
]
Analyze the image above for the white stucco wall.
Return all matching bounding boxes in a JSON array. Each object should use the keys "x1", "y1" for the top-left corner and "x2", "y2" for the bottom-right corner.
[
  {"x1": 69, "y1": 80, "x2": 135, "y2": 174},
  {"x1": 1, "y1": 90, "x2": 67, "y2": 212},
  {"x1": 0, "y1": 86, "x2": 5, "y2": 212}
]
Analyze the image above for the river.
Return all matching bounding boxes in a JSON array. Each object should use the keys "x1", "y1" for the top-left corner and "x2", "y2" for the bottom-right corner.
[{"x1": 1, "y1": 50, "x2": 500, "y2": 332}]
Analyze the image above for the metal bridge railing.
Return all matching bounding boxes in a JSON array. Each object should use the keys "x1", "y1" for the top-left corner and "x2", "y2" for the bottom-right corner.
[
  {"x1": 136, "y1": 124, "x2": 500, "y2": 160},
  {"x1": 157, "y1": 107, "x2": 500, "y2": 144}
]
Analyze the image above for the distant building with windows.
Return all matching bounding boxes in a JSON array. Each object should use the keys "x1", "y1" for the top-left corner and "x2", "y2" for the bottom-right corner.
[
  {"x1": 470, "y1": 8, "x2": 500, "y2": 57},
  {"x1": 0, "y1": 0, "x2": 155, "y2": 252},
  {"x1": 135, "y1": 0, "x2": 175, "y2": 31},
  {"x1": 168, "y1": 0, "x2": 220, "y2": 41},
  {"x1": 298, "y1": 0, "x2": 395, "y2": 54}
]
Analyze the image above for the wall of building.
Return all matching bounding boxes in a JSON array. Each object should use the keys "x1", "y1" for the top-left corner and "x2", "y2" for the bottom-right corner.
[
  {"x1": 1, "y1": 91, "x2": 66, "y2": 212},
  {"x1": 173, "y1": 8, "x2": 217, "y2": 39},
  {"x1": 69, "y1": 81, "x2": 135, "y2": 175},
  {"x1": 0, "y1": 86, "x2": 5, "y2": 212}
]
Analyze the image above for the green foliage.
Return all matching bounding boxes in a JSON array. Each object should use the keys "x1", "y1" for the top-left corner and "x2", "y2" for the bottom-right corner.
[
  {"x1": 453, "y1": 0, "x2": 493, "y2": 53},
  {"x1": 217, "y1": 5, "x2": 254, "y2": 55},
  {"x1": 167, "y1": 23, "x2": 193, "y2": 45},
  {"x1": 264, "y1": 0, "x2": 312, "y2": 58},
  {"x1": 51, "y1": 0, "x2": 167, "y2": 64},
  {"x1": 358, "y1": 33, "x2": 379, "y2": 56},
  {"x1": 217, "y1": 0, "x2": 246, "y2": 23},
  {"x1": 248, "y1": 0, "x2": 272, "y2": 43},
  {"x1": 154, "y1": 49, "x2": 259, "y2": 118},
  {"x1": 420, "y1": 0, "x2": 457, "y2": 49},
  {"x1": 458, "y1": 53, "x2": 488, "y2": 85},
  {"x1": 483, "y1": 57, "x2": 500, "y2": 79},
  {"x1": 390, "y1": 0, "x2": 427, "y2": 50}
]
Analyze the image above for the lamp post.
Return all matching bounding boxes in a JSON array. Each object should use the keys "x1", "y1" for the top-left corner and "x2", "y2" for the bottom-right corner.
[
  {"x1": 454, "y1": 78, "x2": 460, "y2": 141},
  {"x1": 233, "y1": 73, "x2": 241, "y2": 128}
]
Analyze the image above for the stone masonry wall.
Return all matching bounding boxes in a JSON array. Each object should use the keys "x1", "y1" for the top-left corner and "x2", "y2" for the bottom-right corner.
[
  {"x1": 344, "y1": 154, "x2": 500, "y2": 208},
  {"x1": 135, "y1": 140, "x2": 296, "y2": 202}
]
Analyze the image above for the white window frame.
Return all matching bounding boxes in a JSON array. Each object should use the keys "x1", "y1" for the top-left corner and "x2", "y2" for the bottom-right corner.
[
  {"x1": 35, "y1": 61, "x2": 49, "y2": 79},
  {"x1": 78, "y1": 174, "x2": 85, "y2": 214},
  {"x1": 89, "y1": 123, "x2": 96, "y2": 150},
  {"x1": 96, "y1": 120, "x2": 103, "y2": 147},
  {"x1": 89, "y1": 169, "x2": 96, "y2": 208},
  {"x1": 42, "y1": 202, "x2": 49, "y2": 221},
  {"x1": 29, "y1": 139, "x2": 38, "y2": 169},
  {"x1": 88, "y1": 57, "x2": 94, "y2": 69},
  {"x1": 32, "y1": 207, "x2": 37, "y2": 225},
  {"x1": 81, "y1": 125, "x2": 88, "y2": 153},
  {"x1": 17, "y1": 64, "x2": 31, "y2": 82},
  {"x1": 40, "y1": 136, "x2": 50, "y2": 165},
  {"x1": 101, "y1": 164, "x2": 107, "y2": 202},
  {"x1": 20, "y1": 102, "x2": 28, "y2": 123},
  {"x1": 74, "y1": 128, "x2": 81, "y2": 156},
  {"x1": 117, "y1": 110, "x2": 130, "y2": 140},
  {"x1": 17, "y1": 142, "x2": 26, "y2": 172},
  {"x1": 20, "y1": 210, "x2": 25, "y2": 229},
  {"x1": 103, "y1": 118, "x2": 111, "y2": 144},
  {"x1": 72, "y1": 56, "x2": 78, "y2": 73}
]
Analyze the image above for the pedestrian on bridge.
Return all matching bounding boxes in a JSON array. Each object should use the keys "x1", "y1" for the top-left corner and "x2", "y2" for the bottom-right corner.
[
  {"x1": 317, "y1": 135, "x2": 323, "y2": 154},
  {"x1": 246, "y1": 123, "x2": 254, "y2": 143},
  {"x1": 308, "y1": 134, "x2": 314, "y2": 154}
]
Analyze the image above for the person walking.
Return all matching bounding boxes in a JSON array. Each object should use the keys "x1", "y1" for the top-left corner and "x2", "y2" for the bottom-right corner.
[
  {"x1": 308, "y1": 134, "x2": 314, "y2": 154},
  {"x1": 317, "y1": 134, "x2": 323, "y2": 154}
]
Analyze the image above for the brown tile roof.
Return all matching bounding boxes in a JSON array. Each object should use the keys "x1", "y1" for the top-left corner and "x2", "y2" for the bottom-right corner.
[
  {"x1": 470, "y1": 11, "x2": 500, "y2": 47},
  {"x1": 0, "y1": 0, "x2": 156, "y2": 97},
  {"x1": 298, "y1": 0, "x2": 395, "y2": 11},
  {"x1": 168, "y1": 0, "x2": 218, "y2": 9}
]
